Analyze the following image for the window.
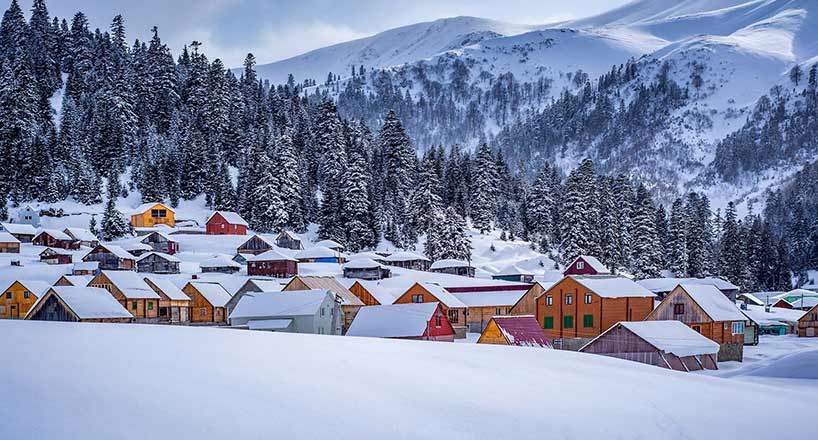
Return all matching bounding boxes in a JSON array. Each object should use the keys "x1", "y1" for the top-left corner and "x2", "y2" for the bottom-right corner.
[
  {"x1": 148, "y1": 302, "x2": 154, "y2": 311},
  {"x1": 151, "y1": 209, "x2": 167, "y2": 218},
  {"x1": 435, "y1": 315, "x2": 442, "y2": 327},
  {"x1": 411, "y1": 294, "x2": 424, "y2": 303},
  {"x1": 320, "y1": 307, "x2": 325, "y2": 316},
  {"x1": 563, "y1": 315, "x2": 574, "y2": 329},
  {"x1": 23, "y1": 291, "x2": 30, "y2": 299},
  {"x1": 5, "y1": 292, "x2": 10, "y2": 299},
  {"x1": 318, "y1": 327, "x2": 324, "y2": 334},
  {"x1": 543, "y1": 316, "x2": 554, "y2": 329},
  {"x1": 565, "y1": 294, "x2": 573, "y2": 305},
  {"x1": 692, "y1": 325, "x2": 701, "y2": 333},
  {"x1": 132, "y1": 301, "x2": 138, "y2": 310},
  {"x1": 448, "y1": 309, "x2": 459, "y2": 323},
  {"x1": 546, "y1": 295, "x2": 553, "y2": 306},
  {"x1": 673, "y1": 303, "x2": 685, "y2": 315},
  {"x1": 496, "y1": 307, "x2": 505, "y2": 315},
  {"x1": 584, "y1": 293, "x2": 592, "y2": 304},
  {"x1": 731, "y1": 322, "x2": 745, "y2": 335},
  {"x1": 199, "y1": 308, "x2": 206, "y2": 316},
  {"x1": 724, "y1": 322, "x2": 729, "y2": 330},
  {"x1": 812, "y1": 313, "x2": 818, "y2": 321},
  {"x1": 576, "y1": 261, "x2": 585, "y2": 270},
  {"x1": 583, "y1": 314, "x2": 594, "y2": 328}
]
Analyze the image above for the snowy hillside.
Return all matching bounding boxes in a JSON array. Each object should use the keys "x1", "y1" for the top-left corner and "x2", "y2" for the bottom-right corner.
[{"x1": 1, "y1": 320, "x2": 811, "y2": 439}]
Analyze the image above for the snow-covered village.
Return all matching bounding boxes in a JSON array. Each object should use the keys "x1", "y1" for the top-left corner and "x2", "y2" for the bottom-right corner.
[{"x1": 1, "y1": 0, "x2": 817, "y2": 438}]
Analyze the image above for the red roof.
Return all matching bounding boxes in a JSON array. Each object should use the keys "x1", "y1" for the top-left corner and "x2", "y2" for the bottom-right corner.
[{"x1": 492, "y1": 316, "x2": 551, "y2": 348}]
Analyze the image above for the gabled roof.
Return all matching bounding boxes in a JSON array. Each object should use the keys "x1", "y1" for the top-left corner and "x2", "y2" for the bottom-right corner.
[
  {"x1": 347, "y1": 280, "x2": 402, "y2": 305},
  {"x1": 569, "y1": 275, "x2": 655, "y2": 298},
  {"x1": 247, "y1": 248, "x2": 298, "y2": 262},
  {"x1": 72, "y1": 261, "x2": 99, "y2": 271},
  {"x1": 230, "y1": 289, "x2": 329, "y2": 321},
  {"x1": 295, "y1": 246, "x2": 339, "y2": 260},
  {"x1": 64, "y1": 227, "x2": 98, "y2": 242},
  {"x1": 244, "y1": 279, "x2": 284, "y2": 292},
  {"x1": 0, "y1": 222, "x2": 37, "y2": 235},
  {"x1": 40, "y1": 247, "x2": 73, "y2": 256},
  {"x1": 347, "y1": 251, "x2": 385, "y2": 261},
  {"x1": 315, "y1": 239, "x2": 344, "y2": 250},
  {"x1": 495, "y1": 264, "x2": 533, "y2": 277},
  {"x1": 143, "y1": 277, "x2": 191, "y2": 301},
  {"x1": 737, "y1": 293, "x2": 766, "y2": 306},
  {"x1": 188, "y1": 282, "x2": 232, "y2": 307},
  {"x1": 677, "y1": 284, "x2": 746, "y2": 322},
  {"x1": 0, "y1": 231, "x2": 20, "y2": 243},
  {"x1": 200, "y1": 255, "x2": 242, "y2": 268},
  {"x1": 615, "y1": 321, "x2": 719, "y2": 357},
  {"x1": 342, "y1": 258, "x2": 385, "y2": 270},
  {"x1": 130, "y1": 202, "x2": 175, "y2": 215},
  {"x1": 99, "y1": 271, "x2": 160, "y2": 299},
  {"x1": 799, "y1": 304, "x2": 818, "y2": 322},
  {"x1": 123, "y1": 242, "x2": 153, "y2": 252},
  {"x1": 384, "y1": 251, "x2": 430, "y2": 263},
  {"x1": 141, "y1": 230, "x2": 176, "y2": 242},
  {"x1": 59, "y1": 275, "x2": 93, "y2": 287},
  {"x1": 414, "y1": 282, "x2": 466, "y2": 308},
  {"x1": 452, "y1": 290, "x2": 526, "y2": 307},
  {"x1": 239, "y1": 234, "x2": 276, "y2": 248},
  {"x1": 207, "y1": 211, "x2": 248, "y2": 226},
  {"x1": 248, "y1": 319, "x2": 293, "y2": 330},
  {"x1": 35, "y1": 228, "x2": 73, "y2": 241},
  {"x1": 346, "y1": 302, "x2": 441, "y2": 338},
  {"x1": 137, "y1": 251, "x2": 180, "y2": 263},
  {"x1": 638, "y1": 277, "x2": 739, "y2": 293},
  {"x1": 40, "y1": 286, "x2": 132, "y2": 320},
  {"x1": 4, "y1": 280, "x2": 51, "y2": 298},
  {"x1": 570, "y1": 255, "x2": 611, "y2": 274},
  {"x1": 87, "y1": 244, "x2": 136, "y2": 261},
  {"x1": 489, "y1": 316, "x2": 551, "y2": 348},
  {"x1": 430, "y1": 259, "x2": 472, "y2": 270},
  {"x1": 288, "y1": 276, "x2": 364, "y2": 306}
]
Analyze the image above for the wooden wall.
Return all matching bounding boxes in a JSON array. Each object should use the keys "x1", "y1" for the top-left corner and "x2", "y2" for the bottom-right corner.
[
  {"x1": 349, "y1": 282, "x2": 382, "y2": 306},
  {"x1": 509, "y1": 283, "x2": 545, "y2": 316},
  {"x1": 89, "y1": 273, "x2": 158, "y2": 320},
  {"x1": 130, "y1": 204, "x2": 175, "y2": 228},
  {"x1": 798, "y1": 306, "x2": 818, "y2": 337},
  {"x1": 0, "y1": 281, "x2": 41, "y2": 319},
  {"x1": 183, "y1": 284, "x2": 225, "y2": 324},
  {"x1": 476, "y1": 319, "x2": 508, "y2": 345}
]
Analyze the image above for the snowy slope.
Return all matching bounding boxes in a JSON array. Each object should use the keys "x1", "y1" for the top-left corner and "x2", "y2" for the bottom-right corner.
[{"x1": 1, "y1": 320, "x2": 812, "y2": 439}]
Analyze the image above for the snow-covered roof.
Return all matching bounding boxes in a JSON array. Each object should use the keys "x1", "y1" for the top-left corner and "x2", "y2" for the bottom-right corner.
[
  {"x1": 347, "y1": 251, "x2": 385, "y2": 261},
  {"x1": 4, "y1": 280, "x2": 51, "y2": 298},
  {"x1": 245, "y1": 279, "x2": 284, "y2": 292},
  {"x1": 207, "y1": 211, "x2": 248, "y2": 226},
  {"x1": 616, "y1": 321, "x2": 720, "y2": 357},
  {"x1": 495, "y1": 264, "x2": 533, "y2": 277},
  {"x1": 780, "y1": 295, "x2": 818, "y2": 309},
  {"x1": 570, "y1": 276, "x2": 656, "y2": 298},
  {"x1": 638, "y1": 277, "x2": 739, "y2": 293},
  {"x1": 429, "y1": 259, "x2": 471, "y2": 270},
  {"x1": 137, "y1": 252, "x2": 180, "y2": 262},
  {"x1": 452, "y1": 290, "x2": 526, "y2": 307},
  {"x1": 130, "y1": 202, "x2": 174, "y2": 215},
  {"x1": 230, "y1": 290, "x2": 329, "y2": 320},
  {"x1": 247, "y1": 248, "x2": 297, "y2": 262},
  {"x1": 315, "y1": 239, "x2": 344, "y2": 250},
  {"x1": 247, "y1": 319, "x2": 293, "y2": 330},
  {"x1": 679, "y1": 284, "x2": 746, "y2": 322},
  {"x1": 346, "y1": 280, "x2": 401, "y2": 305},
  {"x1": 36, "y1": 228, "x2": 73, "y2": 241},
  {"x1": 141, "y1": 230, "x2": 175, "y2": 242},
  {"x1": 90, "y1": 245, "x2": 136, "y2": 260},
  {"x1": 144, "y1": 277, "x2": 190, "y2": 301},
  {"x1": 346, "y1": 302, "x2": 440, "y2": 338},
  {"x1": 199, "y1": 255, "x2": 242, "y2": 268},
  {"x1": 64, "y1": 227, "x2": 98, "y2": 242},
  {"x1": 384, "y1": 251, "x2": 430, "y2": 262},
  {"x1": 40, "y1": 247, "x2": 73, "y2": 256},
  {"x1": 738, "y1": 293, "x2": 766, "y2": 306},
  {"x1": 45, "y1": 286, "x2": 132, "y2": 320},
  {"x1": 0, "y1": 231, "x2": 20, "y2": 243},
  {"x1": 489, "y1": 316, "x2": 551, "y2": 348},
  {"x1": 123, "y1": 242, "x2": 153, "y2": 252},
  {"x1": 295, "y1": 246, "x2": 339, "y2": 259},
  {"x1": 0, "y1": 222, "x2": 36, "y2": 235},
  {"x1": 60, "y1": 275, "x2": 93, "y2": 287},
  {"x1": 416, "y1": 282, "x2": 466, "y2": 308},
  {"x1": 101, "y1": 271, "x2": 160, "y2": 299},
  {"x1": 292, "y1": 276, "x2": 364, "y2": 306},
  {"x1": 189, "y1": 282, "x2": 232, "y2": 307},
  {"x1": 572, "y1": 255, "x2": 610, "y2": 274},
  {"x1": 72, "y1": 261, "x2": 99, "y2": 271},
  {"x1": 741, "y1": 304, "x2": 804, "y2": 326},
  {"x1": 342, "y1": 258, "x2": 385, "y2": 270}
]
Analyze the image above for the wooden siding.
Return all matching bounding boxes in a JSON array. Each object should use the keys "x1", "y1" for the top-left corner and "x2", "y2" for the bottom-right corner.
[
  {"x1": 26, "y1": 291, "x2": 132, "y2": 323},
  {"x1": 136, "y1": 255, "x2": 180, "y2": 274},
  {"x1": 130, "y1": 204, "x2": 175, "y2": 228},
  {"x1": 247, "y1": 260, "x2": 298, "y2": 277},
  {"x1": 206, "y1": 213, "x2": 247, "y2": 235},
  {"x1": 183, "y1": 284, "x2": 227, "y2": 324},
  {"x1": 0, "y1": 242, "x2": 21, "y2": 253},
  {"x1": 476, "y1": 319, "x2": 508, "y2": 345},
  {"x1": 141, "y1": 233, "x2": 179, "y2": 254},
  {"x1": 33, "y1": 232, "x2": 80, "y2": 250},
  {"x1": 509, "y1": 283, "x2": 545, "y2": 316},
  {"x1": 646, "y1": 286, "x2": 744, "y2": 346},
  {"x1": 0, "y1": 281, "x2": 41, "y2": 319},
  {"x1": 83, "y1": 246, "x2": 135, "y2": 270},
  {"x1": 348, "y1": 282, "x2": 382, "y2": 306},
  {"x1": 393, "y1": 283, "x2": 466, "y2": 335},
  {"x1": 237, "y1": 236, "x2": 273, "y2": 255},
  {"x1": 798, "y1": 305, "x2": 818, "y2": 337},
  {"x1": 284, "y1": 277, "x2": 359, "y2": 332},
  {"x1": 88, "y1": 273, "x2": 159, "y2": 320}
]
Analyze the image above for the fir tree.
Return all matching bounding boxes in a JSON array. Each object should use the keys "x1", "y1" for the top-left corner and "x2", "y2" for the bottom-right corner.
[
  {"x1": 470, "y1": 143, "x2": 498, "y2": 233},
  {"x1": 718, "y1": 202, "x2": 747, "y2": 288},
  {"x1": 630, "y1": 184, "x2": 662, "y2": 279},
  {"x1": 560, "y1": 159, "x2": 599, "y2": 264},
  {"x1": 100, "y1": 172, "x2": 132, "y2": 241},
  {"x1": 667, "y1": 198, "x2": 688, "y2": 276}
]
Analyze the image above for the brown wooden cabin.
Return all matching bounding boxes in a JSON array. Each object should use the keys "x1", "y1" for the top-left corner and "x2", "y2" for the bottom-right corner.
[
  {"x1": 346, "y1": 280, "x2": 401, "y2": 306},
  {"x1": 136, "y1": 252, "x2": 181, "y2": 274},
  {"x1": 0, "y1": 232, "x2": 20, "y2": 253},
  {"x1": 429, "y1": 259, "x2": 475, "y2": 277},
  {"x1": 1, "y1": 280, "x2": 51, "y2": 319},
  {"x1": 0, "y1": 222, "x2": 36, "y2": 243},
  {"x1": 536, "y1": 276, "x2": 656, "y2": 350},
  {"x1": 342, "y1": 259, "x2": 391, "y2": 280},
  {"x1": 579, "y1": 321, "x2": 719, "y2": 372},
  {"x1": 237, "y1": 234, "x2": 275, "y2": 256},
  {"x1": 283, "y1": 276, "x2": 364, "y2": 334},
  {"x1": 63, "y1": 227, "x2": 99, "y2": 247},
  {"x1": 88, "y1": 271, "x2": 161, "y2": 321},
  {"x1": 206, "y1": 211, "x2": 248, "y2": 235},
  {"x1": 393, "y1": 282, "x2": 468, "y2": 339},
  {"x1": 26, "y1": 286, "x2": 133, "y2": 323},
  {"x1": 454, "y1": 290, "x2": 530, "y2": 333},
  {"x1": 509, "y1": 282, "x2": 550, "y2": 316},
  {"x1": 798, "y1": 304, "x2": 818, "y2": 337},
  {"x1": 183, "y1": 281, "x2": 233, "y2": 325},
  {"x1": 129, "y1": 202, "x2": 175, "y2": 228},
  {"x1": 140, "y1": 231, "x2": 179, "y2": 255},
  {"x1": 82, "y1": 244, "x2": 136, "y2": 271},
  {"x1": 247, "y1": 249, "x2": 298, "y2": 277},
  {"x1": 143, "y1": 277, "x2": 192, "y2": 323},
  {"x1": 646, "y1": 284, "x2": 747, "y2": 362},
  {"x1": 200, "y1": 256, "x2": 242, "y2": 274},
  {"x1": 275, "y1": 231, "x2": 303, "y2": 250},
  {"x1": 39, "y1": 247, "x2": 73, "y2": 265},
  {"x1": 72, "y1": 261, "x2": 99, "y2": 276},
  {"x1": 477, "y1": 316, "x2": 552, "y2": 348},
  {"x1": 383, "y1": 252, "x2": 431, "y2": 271},
  {"x1": 33, "y1": 229, "x2": 80, "y2": 250}
]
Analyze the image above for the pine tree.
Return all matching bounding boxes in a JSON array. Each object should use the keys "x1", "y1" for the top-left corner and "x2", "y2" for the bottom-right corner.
[
  {"x1": 426, "y1": 207, "x2": 471, "y2": 261},
  {"x1": 100, "y1": 172, "x2": 132, "y2": 241},
  {"x1": 560, "y1": 159, "x2": 599, "y2": 264},
  {"x1": 274, "y1": 132, "x2": 305, "y2": 231},
  {"x1": 719, "y1": 202, "x2": 747, "y2": 288},
  {"x1": 527, "y1": 165, "x2": 557, "y2": 251},
  {"x1": 667, "y1": 198, "x2": 688, "y2": 276},
  {"x1": 344, "y1": 144, "x2": 377, "y2": 251},
  {"x1": 375, "y1": 110, "x2": 415, "y2": 246},
  {"x1": 470, "y1": 143, "x2": 498, "y2": 233},
  {"x1": 317, "y1": 125, "x2": 348, "y2": 243},
  {"x1": 248, "y1": 152, "x2": 287, "y2": 233},
  {"x1": 631, "y1": 184, "x2": 662, "y2": 279}
]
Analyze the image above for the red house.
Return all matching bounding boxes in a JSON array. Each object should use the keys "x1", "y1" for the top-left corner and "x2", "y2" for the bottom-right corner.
[
  {"x1": 32, "y1": 229, "x2": 80, "y2": 250},
  {"x1": 247, "y1": 249, "x2": 298, "y2": 277},
  {"x1": 563, "y1": 255, "x2": 611, "y2": 276},
  {"x1": 346, "y1": 302, "x2": 455, "y2": 342},
  {"x1": 206, "y1": 211, "x2": 249, "y2": 235}
]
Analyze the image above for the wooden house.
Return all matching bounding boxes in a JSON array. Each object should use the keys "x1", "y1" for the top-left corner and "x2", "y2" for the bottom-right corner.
[
  {"x1": 283, "y1": 276, "x2": 364, "y2": 333},
  {"x1": 25, "y1": 286, "x2": 132, "y2": 323},
  {"x1": 347, "y1": 280, "x2": 402, "y2": 306},
  {"x1": 295, "y1": 246, "x2": 345, "y2": 264},
  {"x1": 429, "y1": 259, "x2": 475, "y2": 277},
  {"x1": 54, "y1": 275, "x2": 93, "y2": 287},
  {"x1": 580, "y1": 321, "x2": 720, "y2": 371},
  {"x1": 646, "y1": 284, "x2": 747, "y2": 362},
  {"x1": 1, "y1": 280, "x2": 51, "y2": 319},
  {"x1": 509, "y1": 282, "x2": 552, "y2": 316},
  {"x1": 200, "y1": 255, "x2": 242, "y2": 274},
  {"x1": 477, "y1": 316, "x2": 551, "y2": 348},
  {"x1": 63, "y1": 227, "x2": 99, "y2": 247},
  {"x1": 82, "y1": 244, "x2": 136, "y2": 271},
  {"x1": 342, "y1": 258, "x2": 391, "y2": 280},
  {"x1": 771, "y1": 289, "x2": 818, "y2": 311},
  {"x1": 0, "y1": 222, "x2": 36, "y2": 243},
  {"x1": 247, "y1": 249, "x2": 298, "y2": 277},
  {"x1": 71, "y1": 261, "x2": 99, "y2": 276},
  {"x1": 493, "y1": 265, "x2": 534, "y2": 283},
  {"x1": 129, "y1": 202, "x2": 175, "y2": 228},
  {"x1": 314, "y1": 239, "x2": 345, "y2": 252},
  {"x1": 346, "y1": 302, "x2": 455, "y2": 341},
  {"x1": 0, "y1": 232, "x2": 21, "y2": 253},
  {"x1": 563, "y1": 255, "x2": 611, "y2": 276},
  {"x1": 88, "y1": 271, "x2": 162, "y2": 321},
  {"x1": 16, "y1": 206, "x2": 40, "y2": 227},
  {"x1": 227, "y1": 279, "x2": 284, "y2": 315},
  {"x1": 237, "y1": 234, "x2": 275, "y2": 256},
  {"x1": 393, "y1": 282, "x2": 467, "y2": 338},
  {"x1": 637, "y1": 277, "x2": 740, "y2": 301},
  {"x1": 183, "y1": 281, "x2": 233, "y2": 325},
  {"x1": 122, "y1": 242, "x2": 153, "y2": 257},
  {"x1": 452, "y1": 289, "x2": 529, "y2": 333},
  {"x1": 33, "y1": 229, "x2": 79, "y2": 250},
  {"x1": 140, "y1": 231, "x2": 179, "y2": 255},
  {"x1": 536, "y1": 275, "x2": 656, "y2": 350},
  {"x1": 275, "y1": 230, "x2": 303, "y2": 250},
  {"x1": 39, "y1": 247, "x2": 73, "y2": 265},
  {"x1": 797, "y1": 304, "x2": 818, "y2": 337},
  {"x1": 229, "y1": 289, "x2": 342, "y2": 334},
  {"x1": 136, "y1": 252, "x2": 181, "y2": 274},
  {"x1": 143, "y1": 277, "x2": 192, "y2": 323},
  {"x1": 206, "y1": 211, "x2": 248, "y2": 235},
  {"x1": 383, "y1": 251, "x2": 430, "y2": 271}
]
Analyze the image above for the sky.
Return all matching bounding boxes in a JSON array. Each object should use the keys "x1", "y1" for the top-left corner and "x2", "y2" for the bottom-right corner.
[{"x1": 17, "y1": 0, "x2": 631, "y2": 68}]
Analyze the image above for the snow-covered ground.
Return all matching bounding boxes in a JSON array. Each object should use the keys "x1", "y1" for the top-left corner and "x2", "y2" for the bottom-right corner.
[{"x1": 0, "y1": 320, "x2": 811, "y2": 440}]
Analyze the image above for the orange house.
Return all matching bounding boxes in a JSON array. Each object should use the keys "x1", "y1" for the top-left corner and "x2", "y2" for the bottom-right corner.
[
  {"x1": 393, "y1": 282, "x2": 468, "y2": 338},
  {"x1": 536, "y1": 276, "x2": 655, "y2": 349},
  {"x1": 1, "y1": 280, "x2": 51, "y2": 319},
  {"x1": 130, "y1": 202, "x2": 175, "y2": 228}
]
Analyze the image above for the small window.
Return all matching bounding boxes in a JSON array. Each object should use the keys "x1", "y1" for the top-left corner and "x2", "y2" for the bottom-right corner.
[
  {"x1": 132, "y1": 301, "x2": 138, "y2": 310},
  {"x1": 0, "y1": 305, "x2": 5, "y2": 314},
  {"x1": 565, "y1": 294, "x2": 573, "y2": 305},
  {"x1": 577, "y1": 261, "x2": 585, "y2": 270},
  {"x1": 148, "y1": 302, "x2": 154, "y2": 311},
  {"x1": 731, "y1": 322, "x2": 745, "y2": 335},
  {"x1": 673, "y1": 303, "x2": 685, "y2": 315},
  {"x1": 812, "y1": 313, "x2": 818, "y2": 321},
  {"x1": 543, "y1": 316, "x2": 554, "y2": 329},
  {"x1": 199, "y1": 308, "x2": 206, "y2": 316},
  {"x1": 320, "y1": 307, "x2": 325, "y2": 316},
  {"x1": 447, "y1": 309, "x2": 458, "y2": 323},
  {"x1": 5, "y1": 292, "x2": 10, "y2": 299},
  {"x1": 583, "y1": 314, "x2": 594, "y2": 328},
  {"x1": 584, "y1": 293, "x2": 592, "y2": 304},
  {"x1": 563, "y1": 315, "x2": 574, "y2": 329},
  {"x1": 496, "y1": 307, "x2": 502, "y2": 315},
  {"x1": 546, "y1": 295, "x2": 553, "y2": 306},
  {"x1": 435, "y1": 315, "x2": 442, "y2": 327},
  {"x1": 724, "y1": 322, "x2": 729, "y2": 330},
  {"x1": 411, "y1": 294, "x2": 424, "y2": 303}
]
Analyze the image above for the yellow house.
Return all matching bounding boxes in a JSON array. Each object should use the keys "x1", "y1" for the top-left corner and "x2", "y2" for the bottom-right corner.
[
  {"x1": 130, "y1": 202, "x2": 175, "y2": 228},
  {"x1": 1, "y1": 280, "x2": 51, "y2": 319}
]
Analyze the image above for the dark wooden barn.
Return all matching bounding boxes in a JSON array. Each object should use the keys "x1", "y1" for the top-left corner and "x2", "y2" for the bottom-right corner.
[{"x1": 247, "y1": 249, "x2": 298, "y2": 277}]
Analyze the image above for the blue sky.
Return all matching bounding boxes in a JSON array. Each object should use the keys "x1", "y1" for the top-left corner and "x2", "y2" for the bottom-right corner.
[{"x1": 18, "y1": 0, "x2": 630, "y2": 67}]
